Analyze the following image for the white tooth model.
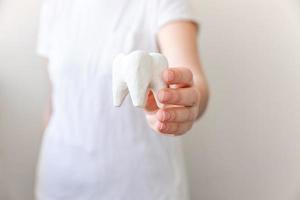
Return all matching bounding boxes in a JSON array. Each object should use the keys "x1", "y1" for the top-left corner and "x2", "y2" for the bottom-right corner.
[{"x1": 112, "y1": 50, "x2": 168, "y2": 108}]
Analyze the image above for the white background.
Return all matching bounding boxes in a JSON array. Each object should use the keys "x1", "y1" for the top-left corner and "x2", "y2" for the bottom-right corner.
[{"x1": 0, "y1": 0, "x2": 300, "y2": 199}]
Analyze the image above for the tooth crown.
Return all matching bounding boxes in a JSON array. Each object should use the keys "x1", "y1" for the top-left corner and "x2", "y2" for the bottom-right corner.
[{"x1": 112, "y1": 50, "x2": 168, "y2": 108}]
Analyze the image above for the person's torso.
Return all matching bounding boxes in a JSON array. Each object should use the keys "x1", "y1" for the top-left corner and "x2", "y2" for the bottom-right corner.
[
  {"x1": 43, "y1": 0, "x2": 163, "y2": 151},
  {"x1": 37, "y1": 1, "x2": 190, "y2": 199}
]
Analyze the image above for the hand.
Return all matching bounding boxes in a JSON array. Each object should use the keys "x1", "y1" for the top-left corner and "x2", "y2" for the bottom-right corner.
[{"x1": 145, "y1": 67, "x2": 203, "y2": 136}]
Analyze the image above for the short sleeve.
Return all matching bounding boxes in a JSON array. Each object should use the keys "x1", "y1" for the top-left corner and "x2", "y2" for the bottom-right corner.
[
  {"x1": 157, "y1": 0, "x2": 200, "y2": 31},
  {"x1": 36, "y1": 0, "x2": 56, "y2": 58}
]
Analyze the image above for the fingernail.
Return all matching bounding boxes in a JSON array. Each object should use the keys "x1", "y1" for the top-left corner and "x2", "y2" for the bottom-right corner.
[
  {"x1": 167, "y1": 70, "x2": 175, "y2": 82},
  {"x1": 158, "y1": 122, "x2": 167, "y2": 131},
  {"x1": 163, "y1": 111, "x2": 171, "y2": 121}
]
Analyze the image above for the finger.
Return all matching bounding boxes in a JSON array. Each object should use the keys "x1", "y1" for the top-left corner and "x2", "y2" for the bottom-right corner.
[
  {"x1": 158, "y1": 87, "x2": 199, "y2": 106},
  {"x1": 157, "y1": 121, "x2": 193, "y2": 135},
  {"x1": 145, "y1": 111, "x2": 158, "y2": 132},
  {"x1": 156, "y1": 107, "x2": 197, "y2": 123},
  {"x1": 163, "y1": 68, "x2": 193, "y2": 86}
]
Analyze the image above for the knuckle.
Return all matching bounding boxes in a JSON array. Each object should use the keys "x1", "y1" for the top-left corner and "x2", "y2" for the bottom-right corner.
[
  {"x1": 156, "y1": 109, "x2": 165, "y2": 122},
  {"x1": 173, "y1": 123, "x2": 180, "y2": 132},
  {"x1": 190, "y1": 88, "x2": 198, "y2": 106},
  {"x1": 163, "y1": 123, "x2": 170, "y2": 132},
  {"x1": 174, "y1": 90, "x2": 182, "y2": 104},
  {"x1": 169, "y1": 110, "x2": 177, "y2": 122},
  {"x1": 175, "y1": 69, "x2": 183, "y2": 82},
  {"x1": 183, "y1": 109, "x2": 190, "y2": 121}
]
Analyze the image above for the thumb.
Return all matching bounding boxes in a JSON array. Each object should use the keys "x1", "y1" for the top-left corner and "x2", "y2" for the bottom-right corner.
[{"x1": 145, "y1": 90, "x2": 159, "y2": 112}]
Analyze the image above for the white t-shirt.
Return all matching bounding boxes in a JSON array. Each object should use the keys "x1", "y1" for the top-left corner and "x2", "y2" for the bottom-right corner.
[{"x1": 36, "y1": 0, "x2": 198, "y2": 199}]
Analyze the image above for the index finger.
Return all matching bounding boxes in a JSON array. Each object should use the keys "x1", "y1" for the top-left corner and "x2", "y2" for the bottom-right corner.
[{"x1": 163, "y1": 68, "x2": 193, "y2": 86}]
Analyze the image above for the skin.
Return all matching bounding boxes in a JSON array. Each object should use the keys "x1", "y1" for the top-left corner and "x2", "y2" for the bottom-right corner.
[{"x1": 145, "y1": 21, "x2": 209, "y2": 136}]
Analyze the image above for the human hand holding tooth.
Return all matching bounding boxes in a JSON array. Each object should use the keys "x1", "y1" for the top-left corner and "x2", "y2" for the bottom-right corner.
[
  {"x1": 145, "y1": 67, "x2": 201, "y2": 136},
  {"x1": 112, "y1": 51, "x2": 168, "y2": 108},
  {"x1": 112, "y1": 51, "x2": 201, "y2": 136}
]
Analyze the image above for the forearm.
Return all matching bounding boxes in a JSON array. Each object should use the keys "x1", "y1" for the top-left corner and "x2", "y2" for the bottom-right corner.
[{"x1": 158, "y1": 21, "x2": 209, "y2": 119}]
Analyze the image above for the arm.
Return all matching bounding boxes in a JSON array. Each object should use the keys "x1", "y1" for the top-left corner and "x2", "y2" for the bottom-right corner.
[{"x1": 145, "y1": 21, "x2": 209, "y2": 136}]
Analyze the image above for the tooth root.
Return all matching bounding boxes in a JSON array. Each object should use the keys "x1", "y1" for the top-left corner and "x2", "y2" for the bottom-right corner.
[
  {"x1": 113, "y1": 53, "x2": 127, "y2": 106},
  {"x1": 113, "y1": 81, "x2": 128, "y2": 106},
  {"x1": 127, "y1": 83, "x2": 149, "y2": 107},
  {"x1": 125, "y1": 52, "x2": 152, "y2": 107}
]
